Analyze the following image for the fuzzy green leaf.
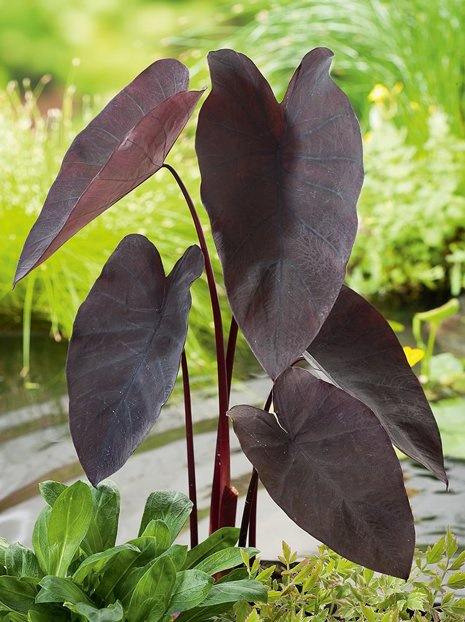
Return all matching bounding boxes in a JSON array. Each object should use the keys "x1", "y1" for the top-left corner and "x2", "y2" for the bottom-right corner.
[
  {"x1": 139, "y1": 491, "x2": 192, "y2": 541},
  {"x1": 166, "y1": 570, "x2": 213, "y2": 614},
  {"x1": 4, "y1": 545, "x2": 40, "y2": 579},
  {"x1": 200, "y1": 579, "x2": 267, "y2": 607},
  {"x1": 126, "y1": 555, "x2": 176, "y2": 622},
  {"x1": 38, "y1": 482, "x2": 67, "y2": 507},
  {"x1": 72, "y1": 544, "x2": 140, "y2": 584},
  {"x1": 36, "y1": 576, "x2": 93, "y2": 605}
]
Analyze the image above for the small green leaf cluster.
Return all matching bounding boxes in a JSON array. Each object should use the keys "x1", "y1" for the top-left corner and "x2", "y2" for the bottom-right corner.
[
  {"x1": 0, "y1": 480, "x2": 266, "y2": 621},
  {"x1": 226, "y1": 531, "x2": 465, "y2": 621}
]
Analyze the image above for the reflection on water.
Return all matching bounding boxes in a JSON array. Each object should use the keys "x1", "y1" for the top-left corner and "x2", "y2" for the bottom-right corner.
[{"x1": 403, "y1": 457, "x2": 465, "y2": 545}]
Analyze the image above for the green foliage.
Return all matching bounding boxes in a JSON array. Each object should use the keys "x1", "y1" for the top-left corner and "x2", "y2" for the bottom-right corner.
[
  {"x1": 0, "y1": 0, "x2": 216, "y2": 94},
  {"x1": 185, "y1": 0, "x2": 465, "y2": 141},
  {"x1": 224, "y1": 532, "x2": 465, "y2": 621},
  {"x1": 347, "y1": 105, "x2": 465, "y2": 299},
  {"x1": 0, "y1": 481, "x2": 266, "y2": 621}
]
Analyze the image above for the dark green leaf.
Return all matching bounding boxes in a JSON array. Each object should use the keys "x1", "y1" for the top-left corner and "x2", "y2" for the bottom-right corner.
[
  {"x1": 0, "y1": 576, "x2": 37, "y2": 613},
  {"x1": 47, "y1": 481, "x2": 93, "y2": 577},
  {"x1": 92, "y1": 546, "x2": 142, "y2": 602},
  {"x1": 72, "y1": 544, "x2": 140, "y2": 585},
  {"x1": 175, "y1": 603, "x2": 233, "y2": 622},
  {"x1": 166, "y1": 570, "x2": 213, "y2": 614},
  {"x1": 127, "y1": 556, "x2": 176, "y2": 622},
  {"x1": 139, "y1": 491, "x2": 192, "y2": 541},
  {"x1": 183, "y1": 528, "x2": 240, "y2": 569},
  {"x1": 81, "y1": 481, "x2": 120, "y2": 555},
  {"x1": 4, "y1": 544, "x2": 40, "y2": 578},
  {"x1": 36, "y1": 576, "x2": 92, "y2": 605}
]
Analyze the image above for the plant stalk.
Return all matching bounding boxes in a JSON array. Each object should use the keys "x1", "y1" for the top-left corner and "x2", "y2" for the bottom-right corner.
[
  {"x1": 181, "y1": 350, "x2": 198, "y2": 548},
  {"x1": 163, "y1": 163, "x2": 233, "y2": 532},
  {"x1": 239, "y1": 390, "x2": 273, "y2": 547}
]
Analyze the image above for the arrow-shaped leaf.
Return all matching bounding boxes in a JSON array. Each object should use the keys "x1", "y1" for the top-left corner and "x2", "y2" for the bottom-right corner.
[
  {"x1": 15, "y1": 59, "x2": 203, "y2": 283},
  {"x1": 305, "y1": 285, "x2": 447, "y2": 484},
  {"x1": 66, "y1": 234, "x2": 204, "y2": 484},
  {"x1": 229, "y1": 367, "x2": 415, "y2": 579},
  {"x1": 196, "y1": 48, "x2": 363, "y2": 379}
]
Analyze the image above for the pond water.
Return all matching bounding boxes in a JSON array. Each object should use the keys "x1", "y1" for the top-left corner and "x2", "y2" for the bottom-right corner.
[{"x1": 1, "y1": 328, "x2": 465, "y2": 558}]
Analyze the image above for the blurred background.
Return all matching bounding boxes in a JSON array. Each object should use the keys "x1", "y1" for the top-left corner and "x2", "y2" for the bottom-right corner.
[{"x1": 1, "y1": 0, "x2": 465, "y2": 549}]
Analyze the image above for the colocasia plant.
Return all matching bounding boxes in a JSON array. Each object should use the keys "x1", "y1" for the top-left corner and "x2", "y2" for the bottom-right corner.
[
  {"x1": 15, "y1": 48, "x2": 447, "y2": 580},
  {"x1": 0, "y1": 480, "x2": 266, "y2": 620}
]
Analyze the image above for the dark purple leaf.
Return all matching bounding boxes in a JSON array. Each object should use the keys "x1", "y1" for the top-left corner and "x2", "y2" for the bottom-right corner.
[
  {"x1": 15, "y1": 60, "x2": 204, "y2": 284},
  {"x1": 305, "y1": 285, "x2": 447, "y2": 484},
  {"x1": 229, "y1": 367, "x2": 415, "y2": 578},
  {"x1": 196, "y1": 48, "x2": 363, "y2": 379},
  {"x1": 66, "y1": 234, "x2": 204, "y2": 485}
]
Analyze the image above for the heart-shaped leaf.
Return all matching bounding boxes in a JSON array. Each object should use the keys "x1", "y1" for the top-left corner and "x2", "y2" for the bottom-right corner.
[
  {"x1": 66, "y1": 234, "x2": 204, "y2": 485},
  {"x1": 305, "y1": 285, "x2": 447, "y2": 484},
  {"x1": 196, "y1": 48, "x2": 363, "y2": 379},
  {"x1": 14, "y1": 59, "x2": 203, "y2": 284},
  {"x1": 229, "y1": 367, "x2": 415, "y2": 578}
]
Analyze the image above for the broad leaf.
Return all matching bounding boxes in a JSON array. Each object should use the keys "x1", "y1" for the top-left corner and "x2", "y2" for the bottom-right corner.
[
  {"x1": 14, "y1": 59, "x2": 203, "y2": 283},
  {"x1": 47, "y1": 481, "x2": 93, "y2": 577},
  {"x1": 72, "y1": 544, "x2": 140, "y2": 584},
  {"x1": 81, "y1": 481, "x2": 120, "y2": 555},
  {"x1": 66, "y1": 235, "x2": 204, "y2": 484},
  {"x1": 4, "y1": 544, "x2": 40, "y2": 578},
  {"x1": 36, "y1": 576, "x2": 92, "y2": 605},
  {"x1": 305, "y1": 285, "x2": 446, "y2": 483},
  {"x1": 92, "y1": 547, "x2": 142, "y2": 602},
  {"x1": 166, "y1": 570, "x2": 213, "y2": 614},
  {"x1": 126, "y1": 556, "x2": 176, "y2": 622},
  {"x1": 196, "y1": 48, "x2": 363, "y2": 379},
  {"x1": 0, "y1": 576, "x2": 38, "y2": 613},
  {"x1": 183, "y1": 527, "x2": 240, "y2": 570},
  {"x1": 229, "y1": 367, "x2": 415, "y2": 579},
  {"x1": 38, "y1": 481, "x2": 67, "y2": 507},
  {"x1": 139, "y1": 491, "x2": 192, "y2": 540}
]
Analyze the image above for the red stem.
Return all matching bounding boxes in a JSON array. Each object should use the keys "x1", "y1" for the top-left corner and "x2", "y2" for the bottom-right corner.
[
  {"x1": 163, "y1": 163, "x2": 232, "y2": 532},
  {"x1": 226, "y1": 317, "x2": 238, "y2": 398},
  {"x1": 239, "y1": 390, "x2": 273, "y2": 547},
  {"x1": 181, "y1": 350, "x2": 198, "y2": 548}
]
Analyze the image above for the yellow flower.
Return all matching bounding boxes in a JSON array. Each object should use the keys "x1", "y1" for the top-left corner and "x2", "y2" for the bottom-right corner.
[
  {"x1": 403, "y1": 346, "x2": 425, "y2": 367},
  {"x1": 368, "y1": 84, "x2": 389, "y2": 103}
]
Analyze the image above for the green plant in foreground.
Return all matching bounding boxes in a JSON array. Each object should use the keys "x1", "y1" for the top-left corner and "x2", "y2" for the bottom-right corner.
[
  {"x1": 226, "y1": 533, "x2": 465, "y2": 621},
  {"x1": 0, "y1": 480, "x2": 266, "y2": 621}
]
